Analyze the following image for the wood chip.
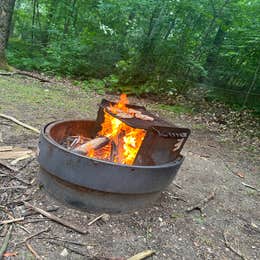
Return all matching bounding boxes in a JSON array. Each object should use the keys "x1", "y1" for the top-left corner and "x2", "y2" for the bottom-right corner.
[
  {"x1": 3, "y1": 252, "x2": 18, "y2": 257},
  {"x1": 0, "y1": 147, "x2": 34, "y2": 160}
]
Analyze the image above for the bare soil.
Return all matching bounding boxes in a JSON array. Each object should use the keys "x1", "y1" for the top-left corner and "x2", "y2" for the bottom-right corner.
[{"x1": 0, "y1": 75, "x2": 259, "y2": 260}]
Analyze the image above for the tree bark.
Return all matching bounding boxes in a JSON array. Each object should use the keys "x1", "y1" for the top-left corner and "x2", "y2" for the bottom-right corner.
[{"x1": 0, "y1": 0, "x2": 16, "y2": 69}]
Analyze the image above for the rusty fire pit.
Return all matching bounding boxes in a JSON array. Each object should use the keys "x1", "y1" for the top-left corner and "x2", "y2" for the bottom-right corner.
[{"x1": 38, "y1": 97, "x2": 190, "y2": 213}]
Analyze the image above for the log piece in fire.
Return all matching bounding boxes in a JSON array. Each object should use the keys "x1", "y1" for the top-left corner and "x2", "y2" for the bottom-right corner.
[{"x1": 72, "y1": 136, "x2": 110, "y2": 155}]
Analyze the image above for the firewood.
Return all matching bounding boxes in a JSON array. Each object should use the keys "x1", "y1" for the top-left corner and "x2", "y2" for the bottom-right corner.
[
  {"x1": 106, "y1": 107, "x2": 134, "y2": 118},
  {"x1": 117, "y1": 112, "x2": 134, "y2": 119},
  {"x1": 128, "y1": 108, "x2": 142, "y2": 115},
  {"x1": 135, "y1": 113, "x2": 154, "y2": 121},
  {"x1": 72, "y1": 136, "x2": 110, "y2": 155}
]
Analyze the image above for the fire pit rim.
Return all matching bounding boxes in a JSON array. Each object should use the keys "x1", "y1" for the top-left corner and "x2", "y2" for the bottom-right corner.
[{"x1": 42, "y1": 119, "x2": 184, "y2": 169}]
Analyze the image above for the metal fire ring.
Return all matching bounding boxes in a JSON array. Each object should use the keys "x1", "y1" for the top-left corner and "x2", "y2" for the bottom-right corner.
[{"x1": 38, "y1": 120, "x2": 184, "y2": 194}]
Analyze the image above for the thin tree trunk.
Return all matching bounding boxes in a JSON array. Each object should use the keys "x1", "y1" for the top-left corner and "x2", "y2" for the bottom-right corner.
[
  {"x1": 0, "y1": 0, "x2": 16, "y2": 69},
  {"x1": 243, "y1": 58, "x2": 260, "y2": 107},
  {"x1": 31, "y1": 0, "x2": 36, "y2": 44}
]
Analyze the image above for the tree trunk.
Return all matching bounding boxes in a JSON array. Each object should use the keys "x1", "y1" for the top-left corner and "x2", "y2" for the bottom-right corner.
[
  {"x1": 0, "y1": 0, "x2": 16, "y2": 69},
  {"x1": 243, "y1": 58, "x2": 260, "y2": 107}
]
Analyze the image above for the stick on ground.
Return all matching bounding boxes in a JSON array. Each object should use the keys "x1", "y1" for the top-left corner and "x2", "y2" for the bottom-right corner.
[
  {"x1": 223, "y1": 228, "x2": 248, "y2": 260},
  {"x1": 26, "y1": 242, "x2": 43, "y2": 260},
  {"x1": 0, "y1": 217, "x2": 24, "y2": 225},
  {"x1": 0, "y1": 113, "x2": 40, "y2": 134},
  {"x1": 88, "y1": 213, "x2": 106, "y2": 226},
  {"x1": 0, "y1": 225, "x2": 13, "y2": 259},
  {"x1": 127, "y1": 250, "x2": 155, "y2": 260},
  {"x1": 0, "y1": 186, "x2": 27, "y2": 191},
  {"x1": 0, "y1": 160, "x2": 31, "y2": 185},
  {"x1": 23, "y1": 202, "x2": 88, "y2": 234},
  {"x1": 0, "y1": 70, "x2": 52, "y2": 83},
  {"x1": 241, "y1": 182, "x2": 259, "y2": 192},
  {"x1": 15, "y1": 226, "x2": 50, "y2": 247}
]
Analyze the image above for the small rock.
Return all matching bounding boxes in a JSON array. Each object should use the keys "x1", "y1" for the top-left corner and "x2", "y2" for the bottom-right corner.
[
  {"x1": 60, "y1": 248, "x2": 69, "y2": 257},
  {"x1": 101, "y1": 213, "x2": 110, "y2": 222}
]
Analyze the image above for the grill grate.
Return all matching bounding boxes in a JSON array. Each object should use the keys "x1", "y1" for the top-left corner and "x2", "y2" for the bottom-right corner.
[{"x1": 95, "y1": 99, "x2": 190, "y2": 165}]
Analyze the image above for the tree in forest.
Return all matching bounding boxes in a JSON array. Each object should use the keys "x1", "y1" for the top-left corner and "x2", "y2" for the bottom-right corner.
[{"x1": 0, "y1": 0, "x2": 16, "y2": 70}]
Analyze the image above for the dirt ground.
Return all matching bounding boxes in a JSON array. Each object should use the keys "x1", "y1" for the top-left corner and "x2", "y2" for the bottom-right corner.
[{"x1": 0, "y1": 76, "x2": 259, "y2": 260}]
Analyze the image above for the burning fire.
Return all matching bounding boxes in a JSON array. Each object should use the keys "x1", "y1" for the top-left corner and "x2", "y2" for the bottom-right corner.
[{"x1": 88, "y1": 94, "x2": 146, "y2": 165}]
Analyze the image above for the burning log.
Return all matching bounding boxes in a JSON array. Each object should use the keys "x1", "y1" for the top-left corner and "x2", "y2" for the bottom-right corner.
[
  {"x1": 135, "y1": 113, "x2": 154, "y2": 121},
  {"x1": 72, "y1": 136, "x2": 110, "y2": 155}
]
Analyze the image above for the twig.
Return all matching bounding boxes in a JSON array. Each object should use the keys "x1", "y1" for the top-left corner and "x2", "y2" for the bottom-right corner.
[
  {"x1": 0, "y1": 160, "x2": 18, "y2": 171},
  {"x1": 0, "y1": 225, "x2": 13, "y2": 259},
  {"x1": 22, "y1": 205, "x2": 59, "y2": 217},
  {"x1": 26, "y1": 242, "x2": 42, "y2": 260},
  {"x1": 41, "y1": 237, "x2": 87, "y2": 247},
  {"x1": 186, "y1": 189, "x2": 216, "y2": 213},
  {"x1": 0, "y1": 70, "x2": 52, "y2": 83},
  {"x1": 18, "y1": 156, "x2": 36, "y2": 171},
  {"x1": 0, "y1": 185, "x2": 27, "y2": 191},
  {"x1": 127, "y1": 250, "x2": 155, "y2": 260},
  {"x1": 23, "y1": 202, "x2": 88, "y2": 234},
  {"x1": 241, "y1": 182, "x2": 259, "y2": 192},
  {"x1": 15, "y1": 226, "x2": 50, "y2": 247},
  {"x1": 0, "y1": 113, "x2": 40, "y2": 134},
  {"x1": 0, "y1": 160, "x2": 31, "y2": 185},
  {"x1": 0, "y1": 217, "x2": 24, "y2": 225},
  {"x1": 88, "y1": 213, "x2": 106, "y2": 226},
  {"x1": 11, "y1": 154, "x2": 32, "y2": 165},
  {"x1": 50, "y1": 240, "x2": 85, "y2": 256},
  {"x1": 173, "y1": 182, "x2": 183, "y2": 189},
  {"x1": 223, "y1": 228, "x2": 248, "y2": 260}
]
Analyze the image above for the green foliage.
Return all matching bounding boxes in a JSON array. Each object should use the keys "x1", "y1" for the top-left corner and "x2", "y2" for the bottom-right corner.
[
  {"x1": 156, "y1": 104, "x2": 192, "y2": 114},
  {"x1": 6, "y1": 0, "x2": 260, "y2": 111},
  {"x1": 79, "y1": 79, "x2": 106, "y2": 95}
]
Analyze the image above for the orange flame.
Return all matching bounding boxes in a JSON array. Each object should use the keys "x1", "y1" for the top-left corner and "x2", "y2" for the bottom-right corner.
[{"x1": 88, "y1": 94, "x2": 146, "y2": 165}]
